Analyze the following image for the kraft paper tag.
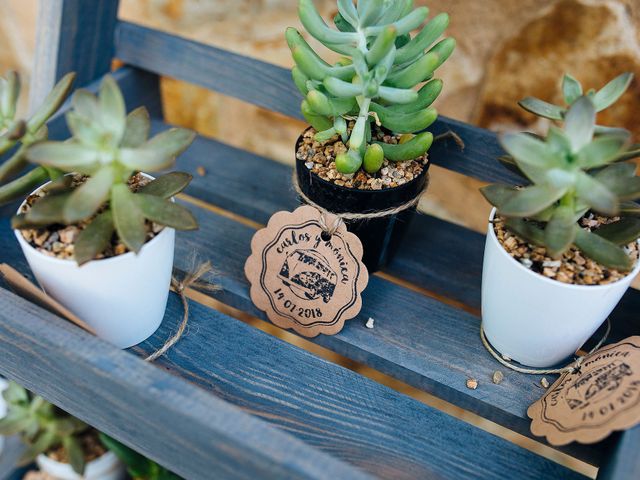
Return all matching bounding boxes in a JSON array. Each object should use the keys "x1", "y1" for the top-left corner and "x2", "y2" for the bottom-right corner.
[
  {"x1": 244, "y1": 206, "x2": 368, "y2": 337},
  {"x1": 528, "y1": 336, "x2": 640, "y2": 445},
  {"x1": 0, "y1": 263, "x2": 95, "y2": 334}
]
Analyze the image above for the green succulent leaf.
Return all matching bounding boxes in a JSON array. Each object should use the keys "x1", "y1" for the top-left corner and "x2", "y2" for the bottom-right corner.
[
  {"x1": 574, "y1": 227, "x2": 633, "y2": 271},
  {"x1": 19, "y1": 430, "x2": 58, "y2": 466},
  {"x1": 564, "y1": 96, "x2": 596, "y2": 152},
  {"x1": 121, "y1": 106, "x2": 151, "y2": 148},
  {"x1": 112, "y1": 184, "x2": 146, "y2": 253},
  {"x1": 498, "y1": 184, "x2": 567, "y2": 217},
  {"x1": 518, "y1": 97, "x2": 564, "y2": 120},
  {"x1": 575, "y1": 171, "x2": 618, "y2": 215},
  {"x1": 480, "y1": 184, "x2": 518, "y2": 208},
  {"x1": 64, "y1": 167, "x2": 115, "y2": 223},
  {"x1": 99, "y1": 434, "x2": 153, "y2": 478},
  {"x1": 591, "y1": 165, "x2": 640, "y2": 202},
  {"x1": 120, "y1": 128, "x2": 196, "y2": 172},
  {"x1": 577, "y1": 134, "x2": 629, "y2": 169},
  {"x1": 504, "y1": 217, "x2": 546, "y2": 246},
  {"x1": 135, "y1": 194, "x2": 199, "y2": 230},
  {"x1": 620, "y1": 201, "x2": 640, "y2": 216},
  {"x1": 20, "y1": 192, "x2": 71, "y2": 226},
  {"x1": 595, "y1": 217, "x2": 640, "y2": 246},
  {"x1": 593, "y1": 72, "x2": 633, "y2": 112},
  {"x1": 66, "y1": 111, "x2": 105, "y2": 147},
  {"x1": 63, "y1": 435, "x2": 86, "y2": 475},
  {"x1": 99, "y1": 76, "x2": 127, "y2": 145},
  {"x1": 562, "y1": 74, "x2": 583, "y2": 105},
  {"x1": 27, "y1": 142, "x2": 100, "y2": 175},
  {"x1": 73, "y1": 210, "x2": 115, "y2": 265},
  {"x1": 138, "y1": 172, "x2": 193, "y2": 199},
  {"x1": 500, "y1": 133, "x2": 560, "y2": 183},
  {"x1": 544, "y1": 206, "x2": 577, "y2": 257},
  {"x1": 27, "y1": 72, "x2": 76, "y2": 133}
]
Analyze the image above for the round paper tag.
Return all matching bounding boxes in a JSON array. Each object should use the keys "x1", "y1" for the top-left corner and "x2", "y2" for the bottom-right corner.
[
  {"x1": 244, "y1": 206, "x2": 369, "y2": 337},
  {"x1": 528, "y1": 336, "x2": 640, "y2": 445}
]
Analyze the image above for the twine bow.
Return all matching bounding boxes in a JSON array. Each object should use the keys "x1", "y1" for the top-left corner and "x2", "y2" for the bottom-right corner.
[{"x1": 144, "y1": 260, "x2": 219, "y2": 362}]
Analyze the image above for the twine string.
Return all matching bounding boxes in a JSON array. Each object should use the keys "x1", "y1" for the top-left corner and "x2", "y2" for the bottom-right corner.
[
  {"x1": 292, "y1": 172, "x2": 430, "y2": 234},
  {"x1": 144, "y1": 261, "x2": 219, "y2": 362},
  {"x1": 479, "y1": 318, "x2": 611, "y2": 375}
]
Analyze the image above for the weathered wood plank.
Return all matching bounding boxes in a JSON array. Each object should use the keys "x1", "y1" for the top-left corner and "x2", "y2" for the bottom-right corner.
[
  {"x1": 0, "y1": 288, "x2": 374, "y2": 480},
  {"x1": 597, "y1": 426, "x2": 640, "y2": 480},
  {"x1": 0, "y1": 244, "x2": 587, "y2": 479},
  {"x1": 168, "y1": 124, "x2": 640, "y2": 340},
  {"x1": 29, "y1": 0, "x2": 121, "y2": 112},
  {"x1": 0, "y1": 437, "x2": 25, "y2": 480},
  {"x1": 114, "y1": 21, "x2": 521, "y2": 184},
  {"x1": 0, "y1": 197, "x2": 603, "y2": 466}
]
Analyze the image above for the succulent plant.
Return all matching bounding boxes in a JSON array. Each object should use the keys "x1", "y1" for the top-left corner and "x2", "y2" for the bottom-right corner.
[
  {"x1": 12, "y1": 75, "x2": 198, "y2": 265},
  {"x1": 0, "y1": 71, "x2": 76, "y2": 204},
  {"x1": 481, "y1": 95, "x2": 640, "y2": 271},
  {"x1": 0, "y1": 382, "x2": 90, "y2": 474},
  {"x1": 287, "y1": 0, "x2": 454, "y2": 174},
  {"x1": 99, "y1": 433, "x2": 181, "y2": 480}
]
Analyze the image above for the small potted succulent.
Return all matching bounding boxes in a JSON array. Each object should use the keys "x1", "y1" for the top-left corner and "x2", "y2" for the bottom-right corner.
[
  {"x1": 288, "y1": 0, "x2": 454, "y2": 271},
  {"x1": 11, "y1": 75, "x2": 198, "y2": 348},
  {"x1": 99, "y1": 434, "x2": 181, "y2": 480},
  {"x1": 481, "y1": 73, "x2": 640, "y2": 367},
  {"x1": 0, "y1": 71, "x2": 76, "y2": 205},
  {"x1": 0, "y1": 382, "x2": 126, "y2": 480}
]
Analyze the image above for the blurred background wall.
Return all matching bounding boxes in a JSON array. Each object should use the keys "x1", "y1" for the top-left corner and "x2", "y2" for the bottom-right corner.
[{"x1": 1, "y1": 0, "x2": 639, "y2": 231}]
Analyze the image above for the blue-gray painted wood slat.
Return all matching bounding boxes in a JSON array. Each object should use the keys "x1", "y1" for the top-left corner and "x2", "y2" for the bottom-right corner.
[
  {"x1": 0, "y1": 288, "x2": 373, "y2": 480},
  {"x1": 164, "y1": 119, "x2": 640, "y2": 342},
  {"x1": 0, "y1": 246, "x2": 587, "y2": 479},
  {"x1": 597, "y1": 426, "x2": 640, "y2": 480},
  {"x1": 0, "y1": 437, "x2": 25, "y2": 480},
  {"x1": 24, "y1": 67, "x2": 623, "y2": 464},
  {"x1": 30, "y1": 0, "x2": 121, "y2": 111},
  {"x1": 114, "y1": 21, "x2": 521, "y2": 185},
  {"x1": 0, "y1": 195, "x2": 604, "y2": 466}
]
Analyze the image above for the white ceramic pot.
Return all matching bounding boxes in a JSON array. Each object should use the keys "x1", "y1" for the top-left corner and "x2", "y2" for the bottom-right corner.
[
  {"x1": 14, "y1": 180, "x2": 175, "y2": 349},
  {"x1": 37, "y1": 451, "x2": 126, "y2": 480},
  {"x1": 481, "y1": 208, "x2": 640, "y2": 368}
]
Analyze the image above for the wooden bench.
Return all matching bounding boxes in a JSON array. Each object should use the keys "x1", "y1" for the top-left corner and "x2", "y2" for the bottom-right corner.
[{"x1": 1, "y1": 2, "x2": 638, "y2": 478}]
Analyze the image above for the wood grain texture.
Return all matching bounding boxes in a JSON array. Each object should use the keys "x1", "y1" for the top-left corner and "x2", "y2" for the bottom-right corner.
[
  {"x1": 0, "y1": 287, "x2": 375, "y2": 480},
  {"x1": 29, "y1": 0, "x2": 121, "y2": 113},
  {"x1": 0, "y1": 188, "x2": 603, "y2": 465},
  {"x1": 169, "y1": 124, "x2": 640, "y2": 342},
  {"x1": 0, "y1": 239, "x2": 587, "y2": 479},
  {"x1": 114, "y1": 21, "x2": 521, "y2": 184},
  {"x1": 597, "y1": 426, "x2": 640, "y2": 480}
]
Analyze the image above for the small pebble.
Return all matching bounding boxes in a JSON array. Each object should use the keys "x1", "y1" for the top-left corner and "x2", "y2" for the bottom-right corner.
[
  {"x1": 365, "y1": 318, "x2": 375, "y2": 329},
  {"x1": 492, "y1": 371, "x2": 504, "y2": 384},
  {"x1": 541, "y1": 377, "x2": 550, "y2": 389},
  {"x1": 196, "y1": 166, "x2": 206, "y2": 176},
  {"x1": 466, "y1": 378, "x2": 478, "y2": 390}
]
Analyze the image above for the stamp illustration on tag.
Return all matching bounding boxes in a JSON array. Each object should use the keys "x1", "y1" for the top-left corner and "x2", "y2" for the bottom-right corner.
[
  {"x1": 245, "y1": 206, "x2": 369, "y2": 337},
  {"x1": 528, "y1": 336, "x2": 640, "y2": 445}
]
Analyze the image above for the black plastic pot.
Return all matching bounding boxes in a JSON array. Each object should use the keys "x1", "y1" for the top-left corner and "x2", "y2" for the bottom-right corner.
[{"x1": 295, "y1": 131, "x2": 430, "y2": 272}]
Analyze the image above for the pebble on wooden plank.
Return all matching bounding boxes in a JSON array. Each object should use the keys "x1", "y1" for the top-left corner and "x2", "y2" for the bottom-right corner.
[
  {"x1": 365, "y1": 317, "x2": 375, "y2": 329},
  {"x1": 466, "y1": 378, "x2": 478, "y2": 390},
  {"x1": 541, "y1": 377, "x2": 550, "y2": 389},
  {"x1": 197, "y1": 166, "x2": 206, "y2": 176},
  {"x1": 492, "y1": 371, "x2": 504, "y2": 384}
]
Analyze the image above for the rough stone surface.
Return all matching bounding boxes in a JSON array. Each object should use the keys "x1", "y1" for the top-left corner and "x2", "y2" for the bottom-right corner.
[{"x1": 1, "y1": 0, "x2": 639, "y2": 234}]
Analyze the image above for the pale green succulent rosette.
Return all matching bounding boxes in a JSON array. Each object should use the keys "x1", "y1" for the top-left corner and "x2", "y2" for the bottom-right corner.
[
  {"x1": 482, "y1": 94, "x2": 640, "y2": 271},
  {"x1": 13, "y1": 75, "x2": 198, "y2": 265},
  {"x1": 287, "y1": 0, "x2": 455, "y2": 174},
  {"x1": 0, "y1": 382, "x2": 90, "y2": 475}
]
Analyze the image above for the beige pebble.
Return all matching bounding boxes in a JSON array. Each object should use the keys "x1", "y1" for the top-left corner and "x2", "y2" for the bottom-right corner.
[{"x1": 466, "y1": 378, "x2": 478, "y2": 390}]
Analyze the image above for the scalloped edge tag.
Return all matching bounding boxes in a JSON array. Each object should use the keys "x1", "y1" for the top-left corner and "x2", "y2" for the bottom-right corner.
[
  {"x1": 244, "y1": 206, "x2": 369, "y2": 337},
  {"x1": 528, "y1": 336, "x2": 640, "y2": 445}
]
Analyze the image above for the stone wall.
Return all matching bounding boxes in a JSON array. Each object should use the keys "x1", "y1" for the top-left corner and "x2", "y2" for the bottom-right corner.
[{"x1": 2, "y1": 0, "x2": 639, "y2": 231}]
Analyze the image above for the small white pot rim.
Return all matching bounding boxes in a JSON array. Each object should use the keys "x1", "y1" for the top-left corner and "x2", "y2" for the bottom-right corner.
[
  {"x1": 14, "y1": 174, "x2": 169, "y2": 268},
  {"x1": 488, "y1": 207, "x2": 640, "y2": 291}
]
